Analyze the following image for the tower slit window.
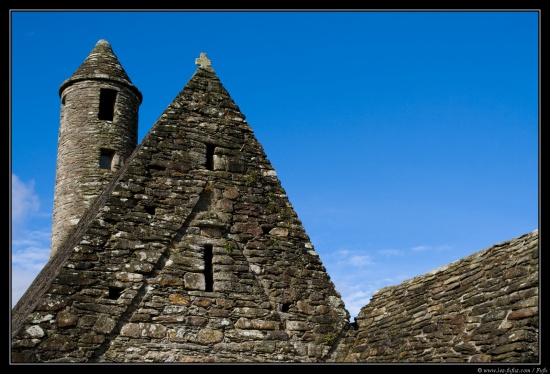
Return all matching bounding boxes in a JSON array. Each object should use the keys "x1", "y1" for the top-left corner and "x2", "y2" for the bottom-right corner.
[
  {"x1": 98, "y1": 88, "x2": 117, "y2": 121},
  {"x1": 204, "y1": 244, "x2": 214, "y2": 291},
  {"x1": 99, "y1": 148, "x2": 115, "y2": 170},
  {"x1": 205, "y1": 143, "x2": 215, "y2": 171}
]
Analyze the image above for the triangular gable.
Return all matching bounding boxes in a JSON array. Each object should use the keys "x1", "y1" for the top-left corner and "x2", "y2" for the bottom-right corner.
[{"x1": 12, "y1": 55, "x2": 350, "y2": 363}]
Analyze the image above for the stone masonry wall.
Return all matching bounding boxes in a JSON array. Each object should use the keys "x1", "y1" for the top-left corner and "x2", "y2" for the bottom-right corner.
[
  {"x1": 51, "y1": 40, "x2": 141, "y2": 256},
  {"x1": 51, "y1": 80, "x2": 140, "y2": 256},
  {"x1": 334, "y1": 229, "x2": 539, "y2": 363},
  {"x1": 11, "y1": 66, "x2": 349, "y2": 363}
]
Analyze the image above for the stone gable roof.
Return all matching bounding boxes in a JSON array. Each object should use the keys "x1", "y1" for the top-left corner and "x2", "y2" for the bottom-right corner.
[
  {"x1": 332, "y1": 229, "x2": 539, "y2": 363},
  {"x1": 11, "y1": 49, "x2": 349, "y2": 363}
]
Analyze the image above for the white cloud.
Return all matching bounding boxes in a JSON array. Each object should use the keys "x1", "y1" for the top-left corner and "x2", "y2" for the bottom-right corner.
[
  {"x1": 12, "y1": 232, "x2": 50, "y2": 269},
  {"x1": 333, "y1": 248, "x2": 352, "y2": 257},
  {"x1": 378, "y1": 248, "x2": 403, "y2": 256},
  {"x1": 341, "y1": 288, "x2": 373, "y2": 320},
  {"x1": 411, "y1": 244, "x2": 454, "y2": 252},
  {"x1": 11, "y1": 174, "x2": 40, "y2": 233},
  {"x1": 11, "y1": 174, "x2": 50, "y2": 306},
  {"x1": 11, "y1": 229, "x2": 50, "y2": 306},
  {"x1": 412, "y1": 245, "x2": 430, "y2": 252},
  {"x1": 347, "y1": 254, "x2": 374, "y2": 266},
  {"x1": 436, "y1": 244, "x2": 454, "y2": 251},
  {"x1": 329, "y1": 264, "x2": 416, "y2": 320},
  {"x1": 329, "y1": 248, "x2": 374, "y2": 267},
  {"x1": 11, "y1": 267, "x2": 42, "y2": 306}
]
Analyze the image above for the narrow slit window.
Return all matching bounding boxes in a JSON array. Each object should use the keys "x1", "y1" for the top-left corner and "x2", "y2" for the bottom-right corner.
[
  {"x1": 205, "y1": 144, "x2": 215, "y2": 171},
  {"x1": 99, "y1": 148, "x2": 115, "y2": 170},
  {"x1": 282, "y1": 303, "x2": 291, "y2": 313},
  {"x1": 98, "y1": 88, "x2": 117, "y2": 121},
  {"x1": 204, "y1": 244, "x2": 213, "y2": 292},
  {"x1": 108, "y1": 286, "x2": 124, "y2": 300}
]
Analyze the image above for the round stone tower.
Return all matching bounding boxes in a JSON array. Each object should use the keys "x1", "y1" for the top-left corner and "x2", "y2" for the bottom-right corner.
[{"x1": 51, "y1": 39, "x2": 142, "y2": 256}]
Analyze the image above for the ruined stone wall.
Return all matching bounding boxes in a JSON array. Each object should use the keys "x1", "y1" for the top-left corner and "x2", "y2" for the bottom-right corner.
[
  {"x1": 11, "y1": 67, "x2": 349, "y2": 363},
  {"x1": 334, "y1": 229, "x2": 539, "y2": 363}
]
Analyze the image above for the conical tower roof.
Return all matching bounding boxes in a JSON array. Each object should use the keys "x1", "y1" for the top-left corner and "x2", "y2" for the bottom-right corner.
[{"x1": 58, "y1": 39, "x2": 142, "y2": 102}]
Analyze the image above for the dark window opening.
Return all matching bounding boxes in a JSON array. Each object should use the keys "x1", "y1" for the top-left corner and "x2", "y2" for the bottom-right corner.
[
  {"x1": 205, "y1": 144, "x2": 215, "y2": 170},
  {"x1": 99, "y1": 149, "x2": 115, "y2": 170},
  {"x1": 282, "y1": 303, "x2": 291, "y2": 313},
  {"x1": 108, "y1": 286, "x2": 124, "y2": 300},
  {"x1": 147, "y1": 164, "x2": 167, "y2": 177},
  {"x1": 204, "y1": 244, "x2": 214, "y2": 292},
  {"x1": 147, "y1": 164, "x2": 166, "y2": 172},
  {"x1": 98, "y1": 88, "x2": 117, "y2": 121},
  {"x1": 144, "y1": 205, "x2": 156, "y2": 215}
]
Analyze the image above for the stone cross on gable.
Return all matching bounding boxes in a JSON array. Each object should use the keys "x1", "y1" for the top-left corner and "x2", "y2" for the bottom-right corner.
[{"x1": 195, "y1": 52, "x2": 213, "y2": 70}]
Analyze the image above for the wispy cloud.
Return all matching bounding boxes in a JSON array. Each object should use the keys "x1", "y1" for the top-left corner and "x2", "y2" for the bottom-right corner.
[
  {"x1": 329, "y1": 248, "x2": 375, "y2": 267},
  {"x1": 12, "y1": 231, "x2": 50, "y2": 268},
  {"x1": 11, "y1": 174, "x2": 40, "y2": 231},
  {"x1": 11, "y1": 174, "x2": 50, "y2": 306},
  {"x1": 11, "y1": 229, "x2": 51, "y2": 306},
  {"x1": 378, "y1": 248, "x2": 403, "y2": 256},
  {"x1": 332, "y1": 273, "x2": 413, "y2": 320},
  {"x1": 12, "y1": 267, "x2": 41, "y2": 305},
  {"x1": 339, "y1": 287, "x2": 373, "y2": 320},
  {"x1": 411, "y1": 244, "x2": 454, "y2": 252},
  {"x1": 412, "y1": 245, "x2": 430, "y2": 252},
  {"x1": 347, "y1": 254, "x2": 374, "y2": 267}
]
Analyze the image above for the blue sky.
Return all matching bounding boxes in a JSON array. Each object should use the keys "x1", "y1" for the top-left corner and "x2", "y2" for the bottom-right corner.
[{"x1": 10, "y1": 10, "x2": 539, "y2": 320}]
